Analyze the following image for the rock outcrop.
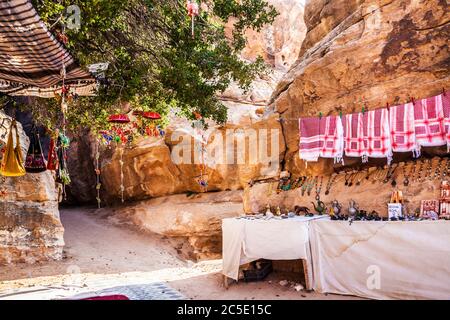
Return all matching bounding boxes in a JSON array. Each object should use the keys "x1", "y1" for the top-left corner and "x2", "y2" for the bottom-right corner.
[
  {"x1": 106, "y1": 190, "x2": 243, "y2": 260},
  {"x1": 271, "y1": 0, "x2": 450, "y2": 176},
  {"x1": 0, "y1": 112, "x2": 64, "y2": 265},
  {"x1": 244, "y1": 0, "x2": 450, "y2": 215}
]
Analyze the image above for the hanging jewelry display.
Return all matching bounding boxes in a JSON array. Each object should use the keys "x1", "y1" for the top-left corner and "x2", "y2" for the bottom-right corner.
[
  {"x1": 434, "y1": 157, "x2": 443, "y2": 180},
  {"x1": 307, "y1": 176, "x2": 317, "y2": 196},
  {"x1": 442, "y1": 158, "x2": 449, "y2": 180},
  {"x1": 424, "y1": 158, "x2": 433, "y2": 181},
  {"x1": 383, "y1": 163, "x2": 397, "y2": 184},
  {"x1": 324, "y1": 173, "x2": 337, "y2": 195},
  {"x1": 414, "y1": 159, "x2": 424, "y2": 182},
  {"x1": 315, "y1": 176, "x2": 323, "y2": 198},
  {"x1": 403, "y1": 161, "x2": 413, "y2": 186},
  {"x1": 301, "y1": 176, "x2": 310, "y2": 196}
]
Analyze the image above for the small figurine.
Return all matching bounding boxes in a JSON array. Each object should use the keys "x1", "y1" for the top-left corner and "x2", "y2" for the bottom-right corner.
[
  {"x1": 348, "y1": 200, "x2": 359, "y2": 218},
  {"x1": 294, "y1": 205, "x2": 310, "y2": 216},
  {"x1": 276, "y1": 206, "x2": 282, "y2": 216},
  {"x1": 330, "y1": 200, "x2": 342, "y2": 220},
  {"x1": 311, "y1": 197, "x2": 326, "y2": 215},
  {"x1": 265, "y1": 204, "x2": 274, "y2": 218}
]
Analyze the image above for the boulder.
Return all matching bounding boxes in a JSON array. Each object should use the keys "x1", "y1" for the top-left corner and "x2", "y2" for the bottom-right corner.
[
  {"x1": 0, "y1": 112, "x2": 64, "y2": 265},
  {"x1": 108, "y1": 190, "x2": 243, "y2": 260}
]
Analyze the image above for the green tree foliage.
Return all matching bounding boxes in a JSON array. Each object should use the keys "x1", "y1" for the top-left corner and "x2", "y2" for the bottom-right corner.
[{"x1": 22, "y1": 0, "x2": 277, "y2": 132}]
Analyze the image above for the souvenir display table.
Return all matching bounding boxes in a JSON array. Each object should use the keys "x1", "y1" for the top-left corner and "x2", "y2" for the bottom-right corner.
[
  {"x1": 222, "y1": 215, "x2": 327, "y2": 289},
  {"x1": 309, "y1": 219, "x2": 450, "y2": 299}
]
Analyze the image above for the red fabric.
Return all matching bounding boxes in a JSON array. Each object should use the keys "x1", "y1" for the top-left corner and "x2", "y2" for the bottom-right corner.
[
  {"x1": 413, "y1": 93, "x2": 445, "y2": 148},
  {"x1": 82, "y1": 295, "x2": 129, "y2": 300},
  {"x1": 344, "y1": 110, "x2": 391, "y2": 162},
  {"x1": 299, "y1": 116, "x2": 323, "y2": 162},
  {"x1": 389, "y1": 102, "x2": 417, "y2": 154},
  {"x1": 319, "y1": 115, "x2": 344, "y2": 162},
  {"x1": 441, "y1": 91, "x2": 450, "y2": 150},
  {"x1": 343, "y1": 112, "x2": 364, "y2": 158},
  {"x1": 362, "y1": 109, "x2": 392, "y2": 161},
  {"x1": 299, "y1": 115, "x2": 344, "y2": 163}
]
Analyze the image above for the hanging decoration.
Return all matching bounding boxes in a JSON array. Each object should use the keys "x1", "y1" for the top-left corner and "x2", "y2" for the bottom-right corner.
[
  {"x1": 56, "y1": 132, "x2": 71, "y2": 200},
  {"x1": 0, "y1": 119, "x2": 26, "y2": 177},
  {"x1": 94, "y1": 139, "x2": 102, "y2": 208},
  {"x1": 299, "y1": 90, "x2": 448, "y2": 164},
  {"x1": 25, "y1": 125, "x2": 47, "y2": 173},
  {"x1": 108, "y1": 113, "x2": 131, "y2": 203},
  {"x1": 46, "y1": 130, "x2": 59, "y2": 171},
  {"x1": 108, "y1": 113, "x2": 131, "y2": 145},
  {"x1": 186, "y1": 0, "x2": 199, "y2": 38},
  {"x1": 193, "y1": 114, "x2": 208, "y2": 192}
]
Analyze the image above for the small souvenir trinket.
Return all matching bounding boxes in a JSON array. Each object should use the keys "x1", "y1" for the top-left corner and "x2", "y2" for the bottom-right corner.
[
  {"x1": 275, "y1": 206, "x2": 281, "y2": 216},
  {"x1": 348, "y1": 200, "x2": 359, "y2": 218},
  {"x1": 420, "y1": 200, "x2": 440, "y2": 220},
  {"x1": 330, "y1": 200, "x2": 342, "y2": 220},
  {"x1": 265, "y1": 204, "x2": 274, "y2": 218},
  {"x1": 294, "y1": 205, "x2": 310, "y2": 216},
  {"x1": 311, "y1": 196, "x2": 326, "y2": 215}
]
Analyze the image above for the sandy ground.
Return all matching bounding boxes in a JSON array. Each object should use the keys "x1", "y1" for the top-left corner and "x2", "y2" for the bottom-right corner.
[{"x1": 0, "y1": 207, "x2": 361, "y2": 300}]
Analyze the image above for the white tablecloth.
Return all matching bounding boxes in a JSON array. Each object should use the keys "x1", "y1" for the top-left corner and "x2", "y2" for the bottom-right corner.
[
  {"x1": 309, "y1": 220, "x2": 450, "y2": 300},
  {"x1": 222, "y1": 215, "x2": 326, "y2": 286}
]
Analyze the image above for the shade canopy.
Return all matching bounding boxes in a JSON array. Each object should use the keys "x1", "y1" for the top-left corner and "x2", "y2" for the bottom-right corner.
[{"x1": 0, "y1": 0, "x2": 96, "y2": 97}]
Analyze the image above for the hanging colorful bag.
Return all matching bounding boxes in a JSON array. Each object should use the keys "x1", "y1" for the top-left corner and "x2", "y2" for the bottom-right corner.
[
  {"x1": 25, "y1": 126, "x2": 47, "y2": 173},
  {"x1": 0, "y1": 120, "x2": 26, "y2": 177}
]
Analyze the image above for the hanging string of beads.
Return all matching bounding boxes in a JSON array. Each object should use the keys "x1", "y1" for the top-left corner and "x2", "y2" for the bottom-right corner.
[
  {"x1": 95, "y1": 139, "x2": 102, "y2": 208},
  {"x1": 57, "y1": 58, "x2": 71, "y2": 200},
  {"x1": 119, "y1": 147, "x2": 125, "y2": 203},
  {"x1": 193, "y1": 112, "x2": 208, "y2": 192}
]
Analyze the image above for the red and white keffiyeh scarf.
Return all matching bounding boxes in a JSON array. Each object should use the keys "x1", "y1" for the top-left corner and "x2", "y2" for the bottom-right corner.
[
  {"x1": 344, "y1": 112, "x2": 364, "y2": 159},
  {"x1": 362, "y1": 108, "x2": 392, "y2": 163},
  {"x1": 320, "y1": 115, "x2": 344, "y2": 163},
  {"x1": 299, "y1": 116, "x2": 344, "y2": 163},
  {"x1": 344, "y1": 110, "x2": 392, "y2": 163},
  {"x1": 441, "y1": 91, "x2": 450, "y2": 151},
  {"x1": 413, "y1": 93, "x2": 446, "y2": 153},
  {"x1": 299, "y1": 117, "x2": 322, "y2": 162},
  {"x1": 389, "y1": 102, "x2": 418, "y2": 156}
]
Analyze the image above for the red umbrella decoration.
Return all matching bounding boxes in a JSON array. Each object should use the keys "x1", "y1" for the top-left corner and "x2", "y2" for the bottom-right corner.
[
  {"x1": 133, "y1": 111, "x2": 165, "y2": 137},
  {"x1": 108, "y1": 114, "x2": 131, "y2": 144}
]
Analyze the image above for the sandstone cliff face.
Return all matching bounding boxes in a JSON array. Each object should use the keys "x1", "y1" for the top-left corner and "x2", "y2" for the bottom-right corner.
[
  {"x1": 272, "y1": 0, "x2": 450, "y2": 176},
  {"x1": 244, "y1": 0, "x2": 450, "y2": 215},
  {"x1": 0, "y1": 112, "x2": 64, "y2": 265}
]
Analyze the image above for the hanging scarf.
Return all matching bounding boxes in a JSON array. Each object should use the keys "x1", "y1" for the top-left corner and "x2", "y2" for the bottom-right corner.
[
  {"x1": 389, "y1": 102, "x2": 418, "y2": 156},
  {"x1": 299, "y1": 117, "x2": 322, "y2": 162},
  {"x1": 441, "y1": 91, "x2": 450, "y2": 151},
  {"x1": 362, "y1": 109, "x2": 392, "y2": 164},
  {"x1": 47, "y1": 137, "x2": 59, "y2": 171},
  {"x1": 413, "y1": 93, "x2": 446, "y2": 155},
  {"x1": 319, "y1": 115, "x2": 344, "y2": 164},
  {"x1": 343, "y1": 112, "x2": 364, "y2": 160},
  {"x1": 0, "y1": 120, "x2": 26, "y2": 177}
]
